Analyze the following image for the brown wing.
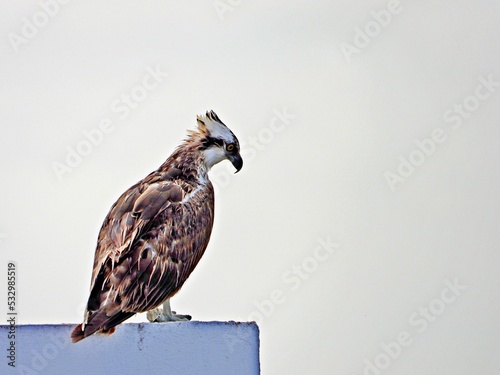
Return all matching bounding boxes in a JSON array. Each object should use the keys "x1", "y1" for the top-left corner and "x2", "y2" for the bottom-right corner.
[
  {"x1": 74, "y1": 174, "x2": 214, "y2": 341},
  {"x1": 90, "y1": 178, "x2": 184, "y2": 290}
]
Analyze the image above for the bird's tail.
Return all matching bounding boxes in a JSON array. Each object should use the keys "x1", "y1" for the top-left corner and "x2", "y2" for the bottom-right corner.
[
  {"x1": 70, "y1": 323, "x2": 86, "y2": 343},
  {"x1": 70, "y1": 310, "x2": 134, "y2": 343}
]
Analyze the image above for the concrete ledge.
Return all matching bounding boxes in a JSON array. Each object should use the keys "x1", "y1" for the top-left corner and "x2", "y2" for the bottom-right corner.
[{"x1": 1, "y1": 321, "x2": 260, "y2": 375}]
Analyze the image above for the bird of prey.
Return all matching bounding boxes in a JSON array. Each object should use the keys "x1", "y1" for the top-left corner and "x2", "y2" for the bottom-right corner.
[{"x1": 71, "y1": 111, "x2": 242, "y2": 343}]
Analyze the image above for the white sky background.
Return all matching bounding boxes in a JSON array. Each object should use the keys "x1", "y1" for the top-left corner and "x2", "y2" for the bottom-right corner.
[{"x1": 1, "y1": 0, "x2": 500, "y2": 374}]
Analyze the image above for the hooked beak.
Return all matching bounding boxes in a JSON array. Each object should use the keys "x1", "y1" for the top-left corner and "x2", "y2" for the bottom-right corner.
[{"x1": 228, "y1": 152, "x2": 243, "y2": 173}]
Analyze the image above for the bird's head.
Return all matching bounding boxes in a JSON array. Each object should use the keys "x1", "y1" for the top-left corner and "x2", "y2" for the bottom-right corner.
[{"x1": 195, "y1": 110, "x2": 243, "y2": 173}]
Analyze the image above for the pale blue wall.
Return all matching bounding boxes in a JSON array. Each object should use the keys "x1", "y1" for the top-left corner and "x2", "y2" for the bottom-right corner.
[{"x1": 1, "y1": 322, "x2": 260, "y2": 375}]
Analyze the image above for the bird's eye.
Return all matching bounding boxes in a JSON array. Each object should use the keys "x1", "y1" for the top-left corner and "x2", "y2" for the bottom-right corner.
[{"x1": 226, "y1": 143, "x2": 236, "y2": 152}]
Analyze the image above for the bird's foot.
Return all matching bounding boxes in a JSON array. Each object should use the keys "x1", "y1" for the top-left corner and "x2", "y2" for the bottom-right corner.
[
  {"x1": 156, "y1": 310, "x2": 192, "y2": 322},
  {"x1": 146, "y1": 308, "x2": 162, "y2": 322},
  {"x1": 147, "y1": 307, "x2": 191, "y2": 322}
]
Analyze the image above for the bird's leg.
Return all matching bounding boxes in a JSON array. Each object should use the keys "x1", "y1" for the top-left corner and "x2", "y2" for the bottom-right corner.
[
  {"x1": 146, "y1": 307, "x2": 161, "y2": 322},
  {"x1": 146, "y1": 299, "x2": 192, "y2": 322}
]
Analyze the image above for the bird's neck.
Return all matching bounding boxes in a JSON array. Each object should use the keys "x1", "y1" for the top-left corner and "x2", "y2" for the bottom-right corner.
[{"x1": 160, "y1": 140, "x2": 210, "y2": 184}]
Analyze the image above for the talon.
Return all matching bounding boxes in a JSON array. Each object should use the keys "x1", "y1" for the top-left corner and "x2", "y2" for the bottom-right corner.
[
  {"x1": 147, "y1": 307, "x2": 162, "y2": 322},
  {"x1": 147, "y1": 300, "x2": 191, "y2": 323}
]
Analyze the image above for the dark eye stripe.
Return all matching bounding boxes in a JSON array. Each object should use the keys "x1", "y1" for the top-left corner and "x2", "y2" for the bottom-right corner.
[
  {"x1": 200, "y1": 137, "x2": 224, "y2": 150},
  {"x1": 212, "y1": 138, "x2": 224, "y2": 147}
]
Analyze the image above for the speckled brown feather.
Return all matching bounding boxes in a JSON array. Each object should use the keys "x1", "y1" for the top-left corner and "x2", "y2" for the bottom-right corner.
[{"x1": 71, "y1": 128, "x2": 217, "y2": 342}]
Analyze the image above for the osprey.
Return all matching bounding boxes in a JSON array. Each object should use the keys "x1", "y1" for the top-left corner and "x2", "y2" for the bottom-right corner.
[{"x1": 71, "y1": 111, "x2": 242, "y2": 343}]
